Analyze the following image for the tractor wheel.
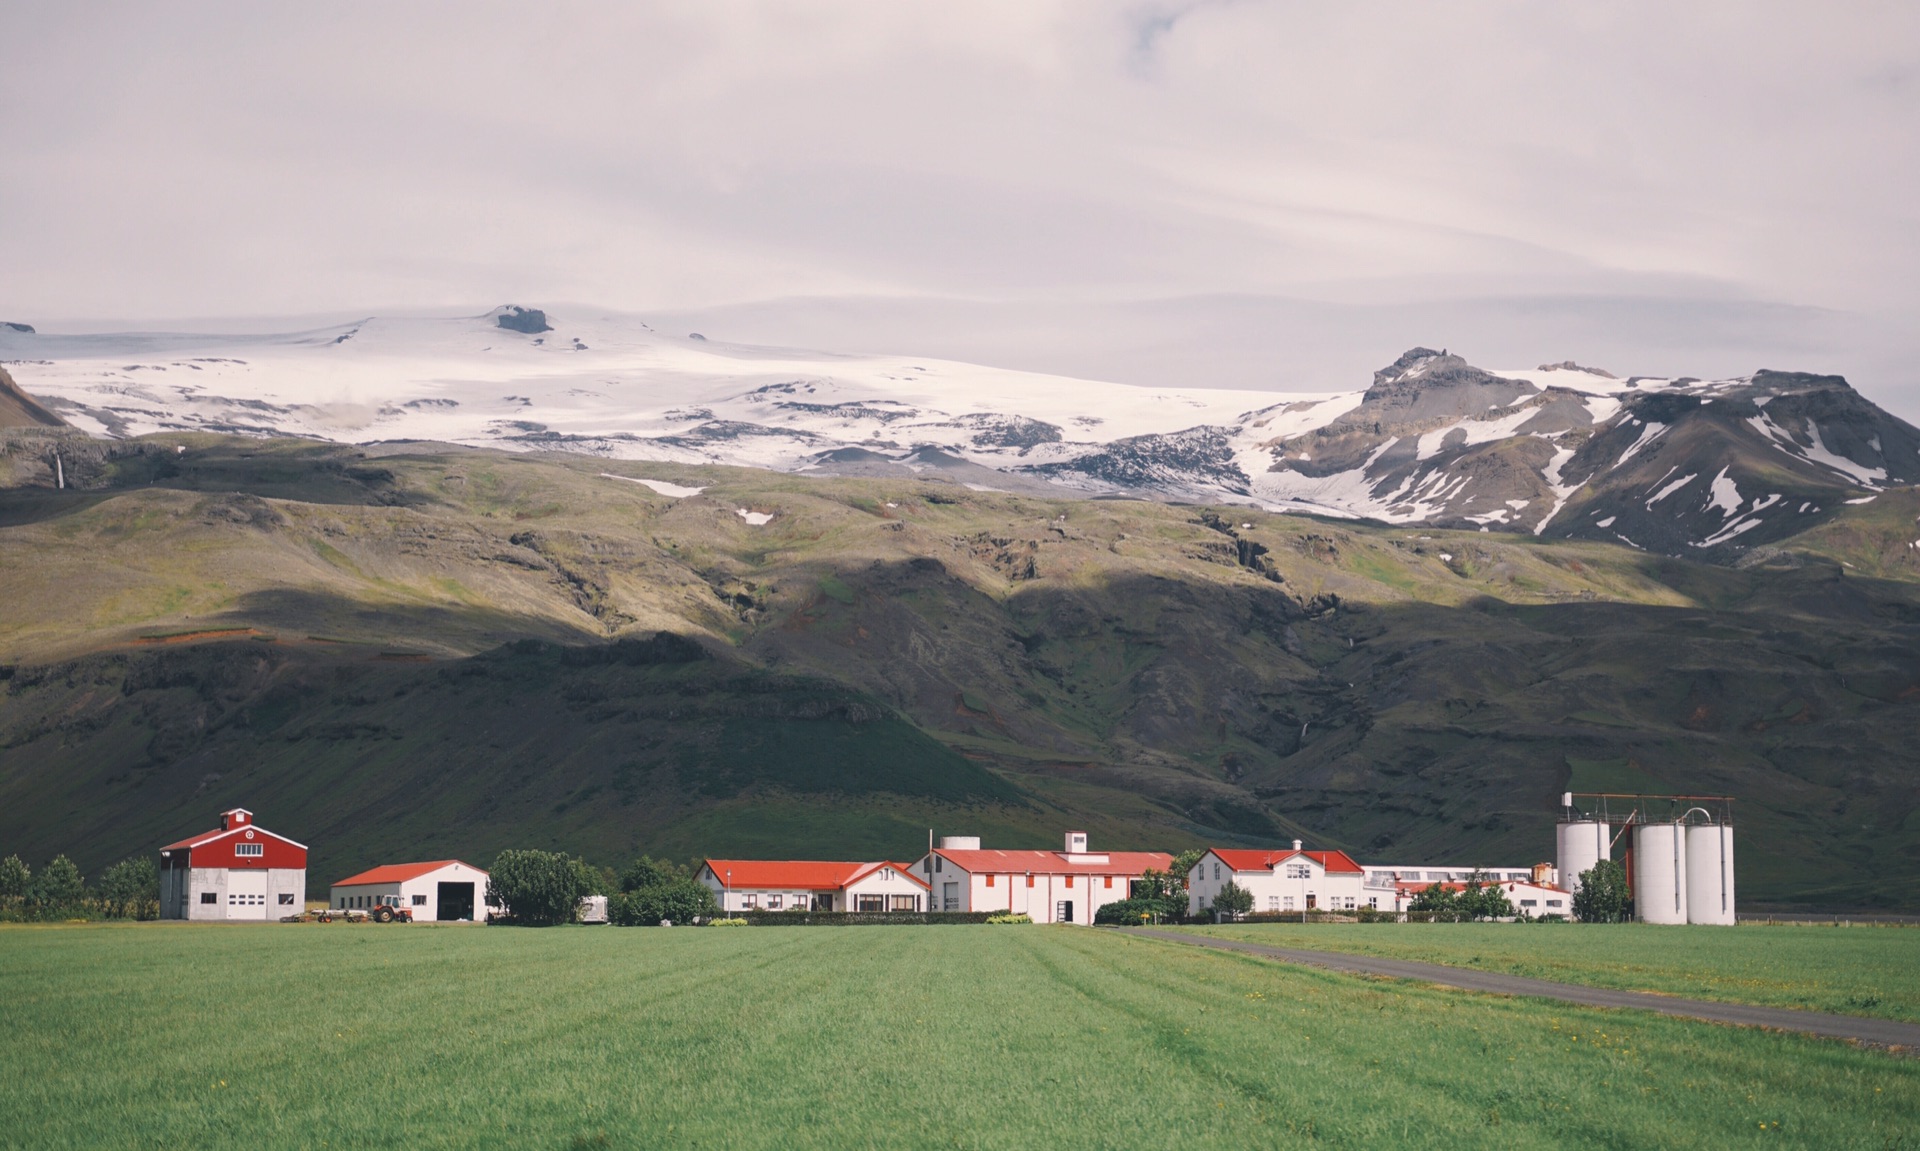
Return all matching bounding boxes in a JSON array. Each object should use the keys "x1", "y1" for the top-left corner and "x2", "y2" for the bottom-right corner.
[
  {"x1": 374, "y1": 907, "x2": 393, "y2": 923},
  {"x1": 319, "y1": 913, "x2": 331, "y2": 924}
]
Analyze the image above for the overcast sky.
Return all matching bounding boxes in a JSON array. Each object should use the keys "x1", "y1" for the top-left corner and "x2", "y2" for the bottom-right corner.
[{"x1": 4, "y1": 2, "x2": 1916, "y2": 408}]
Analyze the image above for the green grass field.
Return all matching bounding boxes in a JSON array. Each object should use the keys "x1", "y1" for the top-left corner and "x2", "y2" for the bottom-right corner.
[
  {"x1": 1181, "y1": 922, "x2": 1920, "y2": 1024},
  {"x1": 2, "y1": 924, "x2": 1915, "y2": 1150}
]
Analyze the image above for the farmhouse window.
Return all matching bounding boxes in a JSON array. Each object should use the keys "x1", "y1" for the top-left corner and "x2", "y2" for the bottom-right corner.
[
  {"x1": 1267, "y1": 896, "x2": 1281, "y2": 911},
  {"x1": 1213, "y1": 863, "x2": 1220, "y2": 881},
  {"x1": 1283, "y1": 896, "x2": 1295, "y2": 911},
  {"x1": 1285, "y1": 864, "x2": 1310, "y2": 879},
  {"x1": 1520, "y1": 899, "x2": 1538, "y2": 907},
  {"x1": 200, "y1": 892, "x2": 217, "y2": 904},
  {"x1": 767, "y1": 895, "x2": 783, "y2": 909},
  {"x1": 235, "y1": 843, "x2": 263, "y2": 857},
  {"x1": 1546, "y1": 900, "x2": 1563, "y2": 908},
  {"x1": 279, "y1": 893, "x2": 294, "y2": 905},
  {"x1": 986, "y1": 874, "x2": 995, "y2": 887},
  {"x1": 888, "y1": 894, "x2": 916, "y2": 912},
  {"x1": 1367, "y1": 897, "x2": 1378, "y2": 909},
  {"x1": 741, "y1": 895, "x2": 759, "y2": 908},
  {"x1": 934, "y1": 857, "x2": 942, "y2": 873},
  {"x1": 412, "y1": 895, "x2": 427, "y2": 906}
]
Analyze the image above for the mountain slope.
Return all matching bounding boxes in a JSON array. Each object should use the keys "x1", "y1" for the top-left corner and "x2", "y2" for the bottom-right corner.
[
  {"x1": 1, "y1": 437, "x2": 1917, "y2": 907},
  {"x1": 6, "y1": 314, "x2": 1913, "y2": 560}
]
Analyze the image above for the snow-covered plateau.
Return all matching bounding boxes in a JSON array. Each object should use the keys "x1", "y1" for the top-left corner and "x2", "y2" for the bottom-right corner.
[{"x1": 4, "y1": 307, "x2": 1915, "y2": 555}]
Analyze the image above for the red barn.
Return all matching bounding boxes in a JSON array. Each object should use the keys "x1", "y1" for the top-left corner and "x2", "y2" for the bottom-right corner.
[{"x1": 158, "y1": 808, "x2": 308, "y2": 921}]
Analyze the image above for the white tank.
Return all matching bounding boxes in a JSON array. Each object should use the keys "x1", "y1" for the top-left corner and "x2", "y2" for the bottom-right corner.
[
  {"x1": 938, "y1": 836, "x2": 981, "y2": 851},
  {"x1": 1555, "y1": 820, "x2": 1608, "y2": 894},
  {"x1": 1685, "y1": 824, "x2": 1736, "y2": 925},
  {"x1": 1633, "y1": 822, "x2": 1688, "y2": 924}
]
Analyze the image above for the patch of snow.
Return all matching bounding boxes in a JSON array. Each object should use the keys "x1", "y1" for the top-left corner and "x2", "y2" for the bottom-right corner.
[
  {"x1": 1693, "y1": 516, "x2": 1764, "y2": 548},
  {"x1": 1703, "y1": 467, "x2": 1742, "y2": 519},
  {"x1": 735, "y1": 509, "x2": 774, "y2": 525},
  {"x1": 1845, "y1": 495, "x2": 1878, "y2": 505},
  {"x1": 1801, "y1": 420, "x2": 1887, "y2": 488},
  {"x1": 1646, "y1": 472, "x2": 1697, "y2": 507},
  {"x1": 1595, "y1": 516, "x2": 1616, "y2": 528},
  {"x1": 1615, "y1": 422, "x2": 1669, "y2": 466},
  {"x1": 601, "y1": 474, "x2": 705, "y2": 498}
]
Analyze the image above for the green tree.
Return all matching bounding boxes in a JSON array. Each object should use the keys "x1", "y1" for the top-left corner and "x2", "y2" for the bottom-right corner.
[
  {"x1": 96, "y1": 858, "x2": 160, "y2": 920},
  {"x1": 1211, "y1": 880, "x2": 1254, "y2": 921},
  {"x1": 611, "y1": 878, "x2": 720, "y2": 926},
  {"x1": 1408, "y1": 883, "x2": 1461, "y2": 920},
  {"x1": 0, "y1": 855, "x2": 28, "y2": 908},
  {"x1": 486, "y1": 849, "x2": 592, "y2": 926},
  {"x1": 1169, "y1": 848, "x2": 1205, "y2": 889},
  {"x1": 28, "y1": 855, "x2": 85, "y2": 915},
  {"x1": 618, "y1": 855, "x2": 689, "y2": 892},
  {"x1": 1572, "y1": 859, "x2": 1632, "y2": 923},
  {"x1": 1454, "y1": 870, "x2": 1516, "y2": 920}
]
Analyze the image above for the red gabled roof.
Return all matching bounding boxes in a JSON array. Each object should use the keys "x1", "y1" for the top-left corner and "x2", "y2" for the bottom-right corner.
[
  {"x1": 1209, "y1": 848, "x2": 1365, "y2": 875},
  {"x1": 160, "y1": 823, "x2": 309, "y2": 852},
  {"x1": 332, "y1": 860, "x2": 483, "y2": 887},
  {"x1": 703, "y1": 860, "x2": 929, "y2": 891},
  {"x1": 930, "y1": 849, "x2": 1173, "y2": 876}
]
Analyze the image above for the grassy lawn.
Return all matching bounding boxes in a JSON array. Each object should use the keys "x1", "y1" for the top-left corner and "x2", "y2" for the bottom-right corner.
[
  {"x1": 1179, "y1": 922, "x2": 1920, "y2": 1023},
  {"x1": 2, "y1": 924, "x2": 1916, "y2": 1150}
]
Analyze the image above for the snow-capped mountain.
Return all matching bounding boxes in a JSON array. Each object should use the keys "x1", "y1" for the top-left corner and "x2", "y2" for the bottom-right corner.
[{"x1": 4, "y1": 308, "x2": 1914, "y2": 555}]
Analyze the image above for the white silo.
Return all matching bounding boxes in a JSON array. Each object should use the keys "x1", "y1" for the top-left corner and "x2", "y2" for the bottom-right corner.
[
  {"x1": 1633, "y1": 821, "x2": 1688, "y2": 924},
  {"x1": 1685, "y1": 821, "x2": 1736, "y2": 925},
  {"x1": 1555, "y1": 820, "x2": 1608, "y2": 895}
]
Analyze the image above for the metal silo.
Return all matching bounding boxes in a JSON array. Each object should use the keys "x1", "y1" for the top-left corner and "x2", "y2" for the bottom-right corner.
[
  {"x1": 1685, "y1": 819, "x2": 1735, "y2": 925},
  {"x1": 1555, "y1": 819, "x2": 1608, "y2": 895},
  {"x1": 1633, "y1": 821, "x2": 1688, "y2": 924}
]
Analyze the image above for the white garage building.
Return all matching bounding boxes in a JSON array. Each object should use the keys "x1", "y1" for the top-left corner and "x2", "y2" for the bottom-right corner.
[{"x1": 330, "y1": 860, "x2": 493, "y2": 921}]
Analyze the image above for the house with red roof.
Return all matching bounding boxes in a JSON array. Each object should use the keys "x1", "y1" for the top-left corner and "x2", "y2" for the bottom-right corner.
[
  {"x1": 913, "y1": 832, "x2": 1174, "y2": 924},
  {"x1": 1187, "y1": 841, "x2": 1371, "y2": 918},
  {"x1": 158, "y1": 808, "x2": 307, "y2": 921},
  {"x1": 697, "y1": 859, "x2": 931, "y2": 914},
  {"x1": 330, "y1": 860, "x2": 493, "y2": 922}
]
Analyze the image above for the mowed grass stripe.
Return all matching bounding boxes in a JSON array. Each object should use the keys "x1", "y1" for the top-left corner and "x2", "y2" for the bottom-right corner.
[
  {"x1": 0, "y1": 924, "x2": 1914, "y2": 1150},
  {"x1": 1180, "y1": 922, "x2": 1920, "y2": 1023}
]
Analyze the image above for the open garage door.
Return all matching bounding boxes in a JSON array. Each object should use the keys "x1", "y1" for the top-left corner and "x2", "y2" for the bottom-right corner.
[{"x1": 437, "y1": 882, "x2": 476, "y2": 921}]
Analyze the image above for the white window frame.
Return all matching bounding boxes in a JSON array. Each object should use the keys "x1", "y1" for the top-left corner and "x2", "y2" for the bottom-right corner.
[{"x1": 235, "y1": 843, "x2": 264, "y2": 857}]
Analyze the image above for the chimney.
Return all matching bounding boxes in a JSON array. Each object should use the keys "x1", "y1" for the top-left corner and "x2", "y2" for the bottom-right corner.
[
  {"x1": 1065, "y1": 831, "x2": 1088, "y2": 854},
  {"x1": 1292, "y1": 839, "x2": 1303, "y2": 852}
]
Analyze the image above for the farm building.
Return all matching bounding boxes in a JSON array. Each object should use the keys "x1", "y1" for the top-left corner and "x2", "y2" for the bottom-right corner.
[
  {"x1": 1187, "y1": 843, "x2": 1371, "y2": 916},
  {"x1": 698, "y1": 860, "x2": 930, "y2": 913},
  {"x1": 915, "y1": 832, "x2": 1173, "y2": 924},
  {"x1": 158, "y1": 808, "x2": 307, "y2": 921},
  {"x1": 330, "y1": 860, "x2": 493, "y2": 921}
]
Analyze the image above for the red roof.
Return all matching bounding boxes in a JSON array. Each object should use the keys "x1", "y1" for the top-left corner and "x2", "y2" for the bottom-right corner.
[
  {"x1": 702, "y1": 860, "x2": 930, "y2": 891},
  {"x1": 1209, "y1": 848, "x2": 1365, "y2": 875},
  {"x1": 930, "y1": 849, "x2": 1174, "y2": 876},
  {"x1": 160, "y1": 823, "x2": 309, "y2": 853},
  {"x1": 333, "y1": 860, "x2": 483, "y2": 887}
]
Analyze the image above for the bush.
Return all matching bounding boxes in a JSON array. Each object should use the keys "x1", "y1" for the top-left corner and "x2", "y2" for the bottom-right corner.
[
  {"x1": 96, "y1": 858, "x2": 159, "y2": 920},
  {"x1": 486, "y1": 849, "x2": 593, "y2": 926},
  {"x1": 986, "y1": 913, "x2": 1032, "y2": 924},
  {"x1": 709, "y1": 918, "x2": 748, "y2": 927},
  {"x1": 1093, "y1": 898, "x2": 1179, "y2": 925},
  {"x1": 27, "y1": 855, "x2": 85, "y2": 917},
  {"x1": 0, "y1": 854, "x2": 28, "y2": 906},
  {"x1": 608, "y1": 879, "x2": 720, "y2": 926}
]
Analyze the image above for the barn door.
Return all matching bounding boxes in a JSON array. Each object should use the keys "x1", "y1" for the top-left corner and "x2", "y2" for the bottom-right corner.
[
  {"x1": 227, "y1": 871, "x2": 268, "y2": 920},
  {"x1": 437, "y1": 882, "x2": 475, "y2": 921}
]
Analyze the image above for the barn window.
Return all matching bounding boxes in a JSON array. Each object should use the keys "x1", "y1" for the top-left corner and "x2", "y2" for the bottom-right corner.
[
  {"x1": 411, "y1": 895, "x2": 427, "y2": 906},
  {"x1": 1104, "y1": 876, "x2": 1112, "y2": 889},
  {"x1": 985, "y1": 874, "x2": 995, "y2": 887},
  {"x1": 200, "y1": 892, "x2": 217, "y2": 904},
  {"x1": 1025, "y1": 875, "x2": 1034, "y2": 888},
  {"x1": 1064, "y1": 875, "x2": 1073, "y2": 888},
  {"x1": 279, "y1": 894, "x2": 294, "y2": 905},
  {"x1": 235, "y1": 843, "x2": 263, "y2": 857}
]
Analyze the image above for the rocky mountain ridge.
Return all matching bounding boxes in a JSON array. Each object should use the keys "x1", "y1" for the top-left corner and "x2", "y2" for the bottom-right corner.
[{"x1": 4, "y1": 312, "x2": 1914, "y2": 561}]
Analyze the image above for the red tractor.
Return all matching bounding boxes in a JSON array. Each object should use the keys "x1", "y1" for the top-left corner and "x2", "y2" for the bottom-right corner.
[{"x1": 367, "y1": 894, "x2": 414, "y2": 923}]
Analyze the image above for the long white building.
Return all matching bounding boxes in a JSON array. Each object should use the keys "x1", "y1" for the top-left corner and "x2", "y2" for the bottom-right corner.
[
  {"x1": 914, "y1": 833, "x2": 1172, "y2": 924},
  {"x1": 1187, "y1": 843, "x2": 1373, "y2": 916}
]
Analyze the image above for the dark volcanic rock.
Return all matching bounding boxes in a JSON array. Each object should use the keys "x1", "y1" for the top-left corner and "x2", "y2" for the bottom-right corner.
[{"x1": 495, "y1": 306, "x2": 552, "y2": 334}]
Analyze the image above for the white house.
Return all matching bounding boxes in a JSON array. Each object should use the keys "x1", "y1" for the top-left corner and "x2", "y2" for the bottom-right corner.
[
  {"x1": 1187, "y1": 842, "x2": 1373, "y2": 916},
  {"x1": 913, "y1": 832, "x2": 1173, "y2": 924},
  {"x1": 698, "y1": 860, "x2": 930, "y2": 913},
  {"x1": 330, "y1": 860, "x2": 493, "y2": 921},
  {"x1": 158, "y1": 808, "x2": 308, "y2": 921}
]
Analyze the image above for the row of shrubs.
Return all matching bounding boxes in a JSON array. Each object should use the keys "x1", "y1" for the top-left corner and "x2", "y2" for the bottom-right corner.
[{"x1": 0, "y1": 854, "x2": 161, "y2": 922}]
